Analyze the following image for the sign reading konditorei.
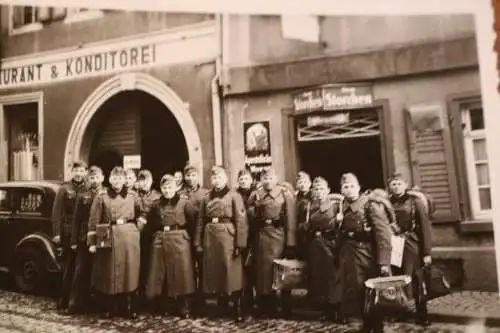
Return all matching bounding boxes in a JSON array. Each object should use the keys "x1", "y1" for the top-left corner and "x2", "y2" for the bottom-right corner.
[
  {"x1": 0, "y1": 23, "x2": 216, "y2": 90},
  {"x1": 293, "y1": 84, "x2": 374, "y2": 113},
  {"x1": 243, "y1": 121, "x2": 272, "y2": 180}
]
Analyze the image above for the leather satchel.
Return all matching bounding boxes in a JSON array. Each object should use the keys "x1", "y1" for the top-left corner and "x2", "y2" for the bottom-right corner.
[
  {"x1": 95, "y1": 224, "x2": 113, "y2": 249},
  {"x1": 364, "y1": 275, "x2": 413, "y2": 314},
  {"x1": 415, "y1": 265, "x2": 451, "y2": 301}
]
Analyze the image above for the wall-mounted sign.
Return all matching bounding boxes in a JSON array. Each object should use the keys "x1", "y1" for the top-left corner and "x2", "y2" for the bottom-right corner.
[
  {"x1": 307, "y1": 113, "x2": 350, "y2": 127},
  {"x1": 243, "y1": 121, "x2": 272, "y2": 180},
  {"x1": 0, "y1": 23, "x2": 216, "y2": 90},
  {"x1": 293, "y1": 84, "x2": 374, "y2": 113},
  {"x1": 123, "y1": 154, "x2": 141, "y2": 170}
]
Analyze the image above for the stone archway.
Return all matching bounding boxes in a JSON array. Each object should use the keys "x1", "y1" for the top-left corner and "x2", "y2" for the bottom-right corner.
[{"x1": 63, "y1": 72, "x2": 203, "y2": 184}]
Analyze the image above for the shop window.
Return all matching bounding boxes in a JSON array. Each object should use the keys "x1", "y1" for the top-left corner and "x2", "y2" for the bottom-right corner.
[
  {"x1": 63, "y1": 7, "x2": 104, "y2": 24},
  {"x1": 461, "y1": 102, "x2": 492, "y2": 220},
  {"x1": 4, "y1": 103, "x2": 40, "y2": 181}
]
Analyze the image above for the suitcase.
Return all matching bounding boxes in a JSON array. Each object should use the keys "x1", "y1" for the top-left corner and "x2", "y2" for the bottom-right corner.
[
  {"x1": 95, "y1": 224, "x2": 113, "y2": 249},
  {"x1": 272, "y1": 259, "x2": 307, "y2": 291},
  {"x1": 364, "y1": 275, "x2": 413, "y2": 314},
  {"x1": 414, "y1": 265, "x2": 451, "y2": 301}
]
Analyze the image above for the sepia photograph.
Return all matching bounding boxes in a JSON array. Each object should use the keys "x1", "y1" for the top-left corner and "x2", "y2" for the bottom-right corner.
[{"x1": 0, "y1": 0, "x2": 498, "y2": 332}]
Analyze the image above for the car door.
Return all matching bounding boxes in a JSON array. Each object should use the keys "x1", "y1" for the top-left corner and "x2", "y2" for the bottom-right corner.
[
  {"x1": 0, "y1": 187, "x2": 15, "y2": 268},
  {"x1": 9, "y1": 187, "x2": 51, "y2": 251}
]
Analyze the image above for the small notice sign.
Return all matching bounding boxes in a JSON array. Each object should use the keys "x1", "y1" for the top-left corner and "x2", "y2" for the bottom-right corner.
[
  {"x1": 390, "y1": 235, "x2": 405, "y2": 268},
  {"x1": 123, "y1": 155, "x2": 141, "y2": 170}
]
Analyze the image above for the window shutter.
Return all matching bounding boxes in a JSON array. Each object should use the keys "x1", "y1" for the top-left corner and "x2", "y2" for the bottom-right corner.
[
  {"x1": 405, "y1": 103, "x2": 460, "y2": 222},
  {"x1": 12, "y1": 6, "x2": 26, "y2": 28},
  {"x1": 37, "y1": 7, "x2": 51, "y2": 22}
]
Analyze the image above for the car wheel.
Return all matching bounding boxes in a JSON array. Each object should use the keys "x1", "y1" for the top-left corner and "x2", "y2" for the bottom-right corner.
[{"x1": 13, "y1": 246, "x2": 46, "y2": 294}]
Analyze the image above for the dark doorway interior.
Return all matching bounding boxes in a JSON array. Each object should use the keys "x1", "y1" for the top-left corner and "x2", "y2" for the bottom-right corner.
[
  {"x1": 88, "y1": 90, "x2": 189, "y2": 190},
  {"x1": 298, "y1": 136, "x2": 385, "y2": 193}
]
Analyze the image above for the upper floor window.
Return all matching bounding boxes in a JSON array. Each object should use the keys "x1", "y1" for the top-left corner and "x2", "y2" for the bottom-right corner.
[
  {"x1": 461, "y1": 102, "x2": 492, "y2": 220},
  {"x1": 9, "y1": 6, "x2": 104, "y2": 35}
]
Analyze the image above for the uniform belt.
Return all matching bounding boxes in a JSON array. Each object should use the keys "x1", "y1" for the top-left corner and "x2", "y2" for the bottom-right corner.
[
  {"x1": 162, "y1": 224, "x2": 186, "y2": 232},
  {"x1": 342, "y1": 230, "x2": 371, "y2": 243},
  {"x1": 312, "y1": 229, "x2": 336, "y2": 239},
  {"x1": 259, "y1": 218, "x2": 284, "y2": 228},
  {"x1": 207, "y1": 217, "x2": 232, "y2": 224},
  {"x1": 110, "y1": 218, "x2": 135, "y2": 226}
]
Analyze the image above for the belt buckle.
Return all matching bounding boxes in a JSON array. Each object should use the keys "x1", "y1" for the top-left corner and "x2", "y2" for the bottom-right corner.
[
  {"x1": 212, "y1": 217, "x2": 219, "y2": 223},
  {"x1": 163, "y1": 226, "x2": 170, "y2": 232},
  {"x1": 265, "y1": 219, "x2": 273, "y2": 225},
  {"x1": 348, "y1": 231, "x2": 354, "y2": 237},
  {"x1": 116, "y1": 218, "x2": 124, "y2": 225},
  {"x1": 315, "y1": 231, "x2": 321, "y2": 237}
]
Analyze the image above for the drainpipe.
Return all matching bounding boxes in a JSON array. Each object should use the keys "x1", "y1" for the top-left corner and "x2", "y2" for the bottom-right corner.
[{"x1": 211, "y1": 13, "x2": 223, "y2": 166}]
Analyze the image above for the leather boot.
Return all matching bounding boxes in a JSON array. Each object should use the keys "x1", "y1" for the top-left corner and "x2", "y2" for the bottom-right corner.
[
  {"x1": 232, "y1": 291, "x2": 244, "y2": 322},
  {"x1": 416, "y1": 302, "x2": 431, "y2": 327},
  {"x1": 328, "y1": 303, "x2": 347, "y2": 324},
  {"x1": 124, "y1": 293, "x2": 137, "y2": 319},
  {"x1": 280, "y1": 291, "x2": 292, "y2": 319},
  {"x1": 177, "y1": 296, "x2": 190, "y2": 319},
  {"x1": 217, "y1": 294, "x2": 230, "y2": 318}
]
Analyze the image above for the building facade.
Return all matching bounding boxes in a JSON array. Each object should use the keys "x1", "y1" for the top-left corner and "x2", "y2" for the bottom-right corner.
[
  {"x1": 0, "y1": 7, "x2": 221, "y2": 186},
  {"x1": 221, "y1": 14, "x2": 496, "y2": 291}
]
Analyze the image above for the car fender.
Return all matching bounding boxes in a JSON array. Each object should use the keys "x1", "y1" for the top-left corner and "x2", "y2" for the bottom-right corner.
[{"x1": 14, "y1": 233, "x2": 61, "y2": 272}]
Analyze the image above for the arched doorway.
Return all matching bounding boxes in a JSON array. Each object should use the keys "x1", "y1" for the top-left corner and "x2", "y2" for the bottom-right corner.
[{"x1": 64, "y1": 73, "x2": 203, "y2": 186}]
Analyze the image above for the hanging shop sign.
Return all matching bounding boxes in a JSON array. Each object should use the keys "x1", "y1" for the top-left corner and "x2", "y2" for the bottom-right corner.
[
  {"x1": 293, "y1": 84, "x2": 374, "y2": 113},
  {"x1": 243, "y1": 121, "x2": 272, "y2": 179},
  {"x1": 123, "y1": 154, "x2": 141, "y2": 170},
  {"x1": 0, "y1": 23, "x2": 216, "y2": 90}
]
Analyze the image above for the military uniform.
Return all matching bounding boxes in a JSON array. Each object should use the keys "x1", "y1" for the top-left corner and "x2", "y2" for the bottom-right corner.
[
  {"x1": 390, "y1": 190, "x2": 432, "y2": 324},
  {"x1": 303, "y1": 195, "x2": 342, "y2": 311},
  {"x1": 52, "y1": 179, "x2": 89, "y2": 310},
  {"x1": 338, "y1": 194, "x2": 392, "y2": 318},
  {"x1": 248, "y1": 182, "x2": 297, "y2": 316},
  {"x1": 68, "y1": 185, "x2": 106, "y2": 312},
  {"x1": 296, "y1": 190, "x2": 312, "y2": 260},
  {"x1": 194, "y1": 181, "x2": 248, "y2": 320},
  {"x1": 87, "y1": 187, "x2": 144, "y2": 317},
  {"x1": 137, "y1": 188, "x2": 161, "y2": 301},
  {"x1": 146, "y1": 192, "x2": 196, "y2": 318}
]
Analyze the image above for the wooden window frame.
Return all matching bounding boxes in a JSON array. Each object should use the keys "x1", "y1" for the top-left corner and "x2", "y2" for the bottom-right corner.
[
  {"x1": 0, "y1": 92, "x2": 45, "y2": 182},
  {"x1": 446, "y1": 91, "x2": 493, "y2": 233},
  {"x1": 281, "y1": 99, "x2": 395, "y2": 186}
]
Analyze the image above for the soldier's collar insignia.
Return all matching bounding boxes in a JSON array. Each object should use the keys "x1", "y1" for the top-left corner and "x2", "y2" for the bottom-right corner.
[{"x1": 209, "y1": 186, "x2": 230, "y2": 199}]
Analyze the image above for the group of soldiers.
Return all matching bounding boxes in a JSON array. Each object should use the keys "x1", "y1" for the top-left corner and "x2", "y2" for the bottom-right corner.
[{"x1": 50, "y1": 160, "x2": 432, "y2": 332}]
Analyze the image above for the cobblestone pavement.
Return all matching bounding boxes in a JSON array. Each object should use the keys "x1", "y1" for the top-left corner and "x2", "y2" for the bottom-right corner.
[
  {"x1": 428, "y1": 291, "x2": 500, "y2": 319},
  {"x1": 0, "y1": 290, "x2": 499, "y2": 333}
]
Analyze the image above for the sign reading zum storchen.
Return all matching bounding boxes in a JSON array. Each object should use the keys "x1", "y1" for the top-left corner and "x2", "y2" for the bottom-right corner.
[{"x1": 0, "y1": 22, "x2": 216, "y2": 90}]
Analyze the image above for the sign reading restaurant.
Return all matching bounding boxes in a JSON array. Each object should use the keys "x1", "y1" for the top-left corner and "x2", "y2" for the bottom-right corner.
[
  {"x1": 0, "y1": 23, "x2": 216, "y2": 90},
  {"x1": 293, "y1": 84, "x2": 374, "y2": 112}
]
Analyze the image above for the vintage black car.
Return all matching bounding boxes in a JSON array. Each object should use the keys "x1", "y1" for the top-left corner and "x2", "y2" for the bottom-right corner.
[{"x1": 0, "y1": 181, "x2": 62, "y2": 293}]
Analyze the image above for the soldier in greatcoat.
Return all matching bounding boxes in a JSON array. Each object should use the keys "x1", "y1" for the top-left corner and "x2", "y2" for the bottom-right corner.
[
  {"x1": 135, "y1": 169, "x2": 161, "y2": 310},
  {"x1": 300, "y1": 177, "x2": 344, "y2": 323},
  {"x1": 194, "y1": 166, "x2": 248, "y2": 322},
  {"x1": 52, "y1": 160, "x2": 89, "y2": 312},
  {"x1": 177, "y1": 164, "x2": 209, "y2": 314},
  {"x1": 337, "y1": 173, "x2": 392, "y2": 324},
  {"x1": 295, "y1": 171, "x2": 312, "y2": 260},
  {"x1": 388, "y1": 172, "x2": 432, "y2": 326},
  {"x1": 67, "y1": 166, "x2": 105, "y2": 314},
  {"x1": 87, "y1": 166, "x2": 147, "y2": 318},
  {"x1": 247, "y1": 167, "x2": 297, "y2": 318},
  {"x1": 146, "y1": 174, "x2": 196, "y2": 318},
  {"x1": 235, "y1": 168, "x2": 257, "y2": 313}
]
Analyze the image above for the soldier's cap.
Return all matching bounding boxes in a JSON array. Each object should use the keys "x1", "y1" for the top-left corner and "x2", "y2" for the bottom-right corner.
[
  {"x1": 71, "y1": 160, "x2": 88, "y2": 170},
  {"x1": 137, "y1": 169, "x2": 153, "y2": 180},
  {"x1": 88, "y1": 165, "x2": 103, "y2": 176},
  {"x1": 387, "y1": 172, "x2": 405, "y2": 183},
  {"x1": 261, "y1": 167, "x2": 277, "y2": 177},
  {"x1": 125, "y1": 168, "x2": 137, "y2": 176},
  {"x1": 211, "y1": 165, "x2": 226, "y2": 176},
  {"x1": 312, "y1": 176, "x2": 329, "y2": 187},
  {"x1": 237, "y1": 167, "x2": 252, "y2": 179},
  {"x1": 340, "y1": 173, "x2": 359, "y2": 185},
  {"x1": 184, "y1": 164, "x2": 198, "y2": 174},
  {"x1": 296, "y1": 171, "x2": 311, "y2": 182},
  {"x1": 160, "y1": 174, "x2": 176, "y2": 186},
  {"x1": 110, "y1": 166, "x2": 127, "y2": 177}
]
